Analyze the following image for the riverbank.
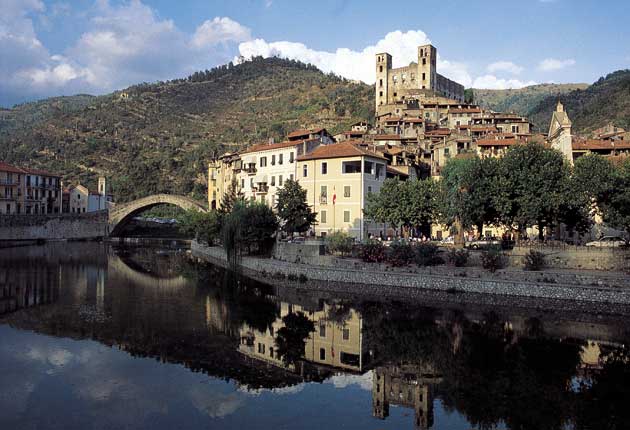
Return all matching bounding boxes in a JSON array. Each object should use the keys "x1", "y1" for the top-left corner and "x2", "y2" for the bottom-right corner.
[{"x1": 191, "y1": 241, "x2": 630, "y2": 312}]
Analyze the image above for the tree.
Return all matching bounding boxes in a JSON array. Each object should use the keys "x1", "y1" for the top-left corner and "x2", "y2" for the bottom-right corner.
[
  {"x1": 178, "y1": 209, "x2": 223, "y2": 244},
  {"x1": 440, "y1": 156, "x2": 501, "y2": 239},
  {"x1": 275, "y1": 179, "x2": 317, "y2": 236},
  {"x1": 494, "y1": 142, "x2": 572, "y2": 240},
  {"x1": 602, "y1": 158, "x2": 630, "y2": 238},
  {"x1": 222, "y1": 200, "x2": 279, "y2": 262},
  {"x1": 220, "y1": 177, "x2": 244, "y2": 213},
  {"x1": 364, "y1": 178, "x2": 440, "y2": 237},
  {"x1": 275, "y1": 312, "x2": 315, "y2": 366}
]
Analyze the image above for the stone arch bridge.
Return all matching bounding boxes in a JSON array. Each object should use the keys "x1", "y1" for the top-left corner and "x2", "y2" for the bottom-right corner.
[{"x1": 109, "y1": 194, "x2": 207, "y2": 236}]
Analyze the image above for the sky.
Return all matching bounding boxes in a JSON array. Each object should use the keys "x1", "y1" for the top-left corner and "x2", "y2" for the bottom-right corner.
[{"x1": 1, "y1": 0, "x2": 629, "y2": 107}]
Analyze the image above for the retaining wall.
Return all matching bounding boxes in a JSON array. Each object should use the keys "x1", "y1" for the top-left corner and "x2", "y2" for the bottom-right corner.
[
  {"x1": 0, "y1": 211, "x2": 109, "y2": 241},
  {"x1": 191, "y1": 241, "x2": 630, "y2": 305}
]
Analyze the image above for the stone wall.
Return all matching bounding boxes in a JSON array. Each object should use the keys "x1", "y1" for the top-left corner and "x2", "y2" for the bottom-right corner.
[
  {"x1": 191, "y1": 241, "x2": 630, "y2": 306},
  {"x1": 272, "y1": 241, "x2": 327, "y2": 264},
  {"x1": 0, "y1": 211, "x2": 109, "y2": 241},
  {"x1": 507, "y1": 246, "x2": 629, "y2": 271}
]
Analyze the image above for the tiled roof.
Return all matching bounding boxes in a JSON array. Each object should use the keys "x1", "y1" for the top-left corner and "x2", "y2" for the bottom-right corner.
[
  {"x1": 0, "y1": 161, "x2": 24, "y2": 174},
  {"x1": 476, "y1": 138, "x2": 523, "y2": 147},
  {"x1": 425, "y1": 128, "x2": 451, "y2": 136},
  {"x1": 287, "y1": 128, "x2": 325, "y2": 139},
  {"x1": 572, "y1": 139, "x2": 630, "y2": 150},
  {"x1": 0, "y1": 161, "x2": 60, "y2": 177},
  {"x1": 402, "y1": 118, "x2": 424, "y2": 123},
  {"x1": 449, "y1": 108, "x2": 482, "y2": 114},
  {"x1": 242, "y1": 139, "x2": 312, "y2": 154},
  {"x1": 21, "y1": 167, "x2": 61, "y2": 177},
  {"x1": 297, "y1": 141, "x2": 387, "y2": 161}
]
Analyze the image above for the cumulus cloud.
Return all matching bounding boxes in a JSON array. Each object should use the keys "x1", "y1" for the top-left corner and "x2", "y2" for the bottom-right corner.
[
  {"x1": 487, "y1": 61, "x2": 523, "y2": 75},
  {"x1": 327, "y1": 371, "x2": 373, "y2": 391},
  {"x1": 472, "y1": 74, "x2": 537, "y2": 90},
  {"x1": 191, "y1": 17, "x2": 251, "y2": 49},
  {"x1": 538, "y1": 58, "x2": 576, "y2": 71}
]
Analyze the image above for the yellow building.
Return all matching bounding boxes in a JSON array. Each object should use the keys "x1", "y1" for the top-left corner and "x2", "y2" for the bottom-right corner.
[
  {"x1": 297, "y1": 142, "x2": 388, "y2": 240},
  {"x1": 238, "y1": 301, "x2": 368, "y2": 372},
  {"x1": 0, "y1": 161, "x2": 62, "y2": 215}
]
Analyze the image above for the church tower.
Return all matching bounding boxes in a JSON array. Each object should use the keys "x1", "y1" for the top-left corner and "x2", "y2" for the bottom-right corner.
[
  {"x1": 548, "y1": 101, "x2": 573, "y2": 164},
  {"x1": 98, "y1": 177, "x2": 108, "y2": 196},
  {"x1": 417, "y1": 44, "x2": 437, "y2": 92}
]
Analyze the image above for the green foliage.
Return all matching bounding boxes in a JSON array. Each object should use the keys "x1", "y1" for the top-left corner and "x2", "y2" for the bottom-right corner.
[
  {"x1": 464, "y1": 88, "x2": 475, "y2": 104},
  {"x1": 386, "y1": 240, "x2": 414, "y2": 267},
  {"x1": 275, "y1": 312, "x2": 315, "y2": 365},
  {"x1": 446, "y1": 248, "x2": 470, "y2": 267},
  {"x1": 222, "y1": 200, "x2": 278, "y2": 265},
  {"x1": 601, "y1": 158, "x2": 630, "y2": 236},
  {"x1": 326, "y1": 231, "x2": 354, "y2": 256},
  {"x1": 359, "y1": 240, "x2": 386, "y2": 263},
  {"x1": 414, "y1": 243, "x2": 443, "y2": 266},
  {"x1": 440, "y1": 156, "x2": 501, "y2": 237},
  {"x1": 364, "y1": 178, "x2": 440, "y2": 235},
  {"x1": 481, "y1": 247, "x2": 506, "y2": 273},
  {"x1": 524, "y1": 250, "x2": 547, "y2": 271},
  {"x1": 220, "y1": 177, "x2": 244, "y2": 213},
  {"x1": 275, "y1": 179, "x2": 317, "y2": 235},
  {"x1": 178, "y1": 209, "x2": 223, "y2": 244}
]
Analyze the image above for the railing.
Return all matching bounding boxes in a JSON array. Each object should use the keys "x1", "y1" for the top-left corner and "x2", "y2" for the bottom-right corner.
[{"x1": 0, "y1": 179, "x2": 18, "y2": 186}]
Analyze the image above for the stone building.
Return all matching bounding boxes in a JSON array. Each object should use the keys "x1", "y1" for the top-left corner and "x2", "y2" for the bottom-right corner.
[
  {"x1": 375, "y1": 44, "x2": 465, "y2": 117},
  {"x1": 66, "y1": 177, "x2": 113, "y2": 213}
]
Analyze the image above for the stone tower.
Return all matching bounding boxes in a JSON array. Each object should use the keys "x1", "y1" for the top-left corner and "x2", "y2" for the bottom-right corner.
[
  {"x1": 548, "y1": 101, "x2": 573, "y2": 164},
  {"x1": 375, "y1": 52, "x2": 392, "y2": 112},
  {"x1": 98, "y1": 177, "x2": 107, "y2": 196},
  {"x1": 417, "y1": 44, "x2": 437, "y2": 92}
]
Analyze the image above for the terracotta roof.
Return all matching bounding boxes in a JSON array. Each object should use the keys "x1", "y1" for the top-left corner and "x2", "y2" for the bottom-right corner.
[
  {"x1": 425, "y1": 128, "x2": 451, "y2": 136},
  {"x1": 476, "y1": 138, "x2": 523, "y2": 147},
  {"x1": 287, "y1": 128, "x2": 325, "y2": 139},
  {"x1": 0, "y1": 161, "x2": 24, "y2": 174},
  {"x1": 373, "y1": 134, "x2": 402, "y2": 140},
  {"x1": 21, "y1": 167, "x2": 61, "y2": 177},
  {"x1": 242, "y1": 139, "x2": 313, "y2": 154},
  {"x1": 343, "y1": 130, "x2": 366, "y2": 135},
  {"x1": 297, "y1": 142, "x2": 387, "y2": 161},
  {"x1": 572, "y1": 139, "x2": 630, "y2": 151},
  {"x1": 449, "y1": 108, "x2": 482, "y2": 114},
  {"x1": 402, "y1": 118, "x2": 424, "y2": 123}
]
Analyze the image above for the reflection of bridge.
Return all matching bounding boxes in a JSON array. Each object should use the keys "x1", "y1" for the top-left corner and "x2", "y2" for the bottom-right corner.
[
  {"x1": 109, "y1": 194, "x2": 207, "y2": 236},
  {"x1": 108, "y1": 254, "x2": 190, "y2": 290}
]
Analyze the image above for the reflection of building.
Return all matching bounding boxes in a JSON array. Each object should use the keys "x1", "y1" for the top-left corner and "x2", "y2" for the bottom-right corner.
[
  {"x1": 372, "y1": 364, "x2": 442, "y2": 430},
  {"x1": 238, "y1": 301, "x2": 368, "y2": 373},
  {"x1": 0, "y1": 261, "x2": 60, "y2": 315}
]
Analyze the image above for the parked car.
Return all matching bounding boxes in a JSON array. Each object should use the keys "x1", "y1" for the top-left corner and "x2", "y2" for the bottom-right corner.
[
  {"x1": 467, "y1": 237, "x2": 501, "y2": 250},
  {"x1": 585, "y1": 236, "x2": 627, "y2": 248}
]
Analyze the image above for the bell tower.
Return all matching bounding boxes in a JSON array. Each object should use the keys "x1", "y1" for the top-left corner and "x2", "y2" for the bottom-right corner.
[
  {"x1": 98, "y1": 177, "x2": 107, "y2": 196},
  {"x1": 417, "y1": 44, "x2": 437, "y2": 91},
  {"x1": 375, "y1": 53, "x2": 392, "y2": 116}
]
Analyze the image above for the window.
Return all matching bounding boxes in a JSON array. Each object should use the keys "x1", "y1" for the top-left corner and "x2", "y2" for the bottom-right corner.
[
  {"x1": 379, "y1": 65, "x2": 383, "y2": 73},
  {"x1": 422, "y1": 58, "x2": 426, "y2": 65},
  {"x1": 367, "y1": 186, "x2": 372, "y2": 193},
  {"x1": 422, "y1": 72, "x2": 426, "y2": 81},
  {"x1": 303, "y1": 164, "x2": 308, "y2": 177},
  {"x1": 321, "y1": 162, "x2": 327, "y2": 174},
  {"x1": 320, "y1": 210, "x2": 327, "y2": 224},
  {"x1": 344, "y1": 186, "x2": 351, "y2": 198},
  {"x1": 375, "y1": 164, "x2": 385, "y2": 179},
  {"x1": 343, "y1": 328, "x2": 350, "y2": 340},
  {"x1": 289, "y1": 174, "x2": 294, "y2": 181},
  {"x1": 364, "y1": 161, "x2": 374, "y2": 174},
  {"x1": 279, "y1": 175, "x2": 283, "y2": 186},
  {"x1": 393, "y1": 92, "x2": 397, "y2": 97},
  {"x1": 260, "y1": 157, "x2": 267, "y2": 167},
  {"x1": 269, "y1": 347, "x2": 274, "y2": 358},
  {"x1": 344, "y1": 210, "x2": 350, "y2": 223},
  {"x1": 250, "y1": 178, "x2": 254, "y2": 188},
  {"x1": 379, "y1": 78, "x2": 383, "y2": 87},
  {"x1": 444, "y1": 147, "x2": 450, "y2": 156},
  {"x1": 241, "y1": 179, "x2": 245, "y2": 188},
  {"x1": 319, "y1": 321, "x2": 326, "y2": 337},
  {"x1": 342, "y1": 161, "x2": 361, "y2": 174},
  {"x1": 320, "y1": 185, "x2": 327, "y2": 198},
  {"x1": 512, "y1": 125, "x2": 520, "y2": 133},
  {"x1": 289, "y1": 152, "x2": 294, "y2": 163},
  {"x1": 271, "y1": 155, "x2": 276, "y2": 165},
  {"x1": 320, "y1": 348, "x2": 326, "y2": 360},
  {"x1": 379, "y1": 91, "x2": 383, "y2": 97},
  {"x1": 271, "y1": 176, "x2": 275, "y2": 186}
]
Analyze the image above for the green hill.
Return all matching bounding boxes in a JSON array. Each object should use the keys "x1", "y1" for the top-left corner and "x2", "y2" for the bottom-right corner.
[
  {"x1": 472, "y1": 83, "x2": 588, "y2": 123},
  {"x1": 527, "y1": 70, "x2": 630, "y2": 134},
  {"x1": 0, "y1": 57, "x2": 373, "y2": 202}
]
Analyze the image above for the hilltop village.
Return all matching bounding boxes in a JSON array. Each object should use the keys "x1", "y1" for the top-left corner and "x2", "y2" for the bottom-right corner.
[{"x1": 208, "y1": 44, "x2": 630, "y2": 241}]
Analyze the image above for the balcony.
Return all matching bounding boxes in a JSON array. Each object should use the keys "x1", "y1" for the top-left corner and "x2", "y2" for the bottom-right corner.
[
  {"x1": 254, "y1": 185, "x2": 269, "y2": 194},
  {"x1": 0, "y1": 179, "x2": 18, "y2": 186}
]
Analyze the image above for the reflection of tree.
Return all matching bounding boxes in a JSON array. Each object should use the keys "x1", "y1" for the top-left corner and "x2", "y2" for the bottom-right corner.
[
  {"x1": 574, "y1": 345, "x2": 630, "y2": 430},
  {"x1": 275, "y1": 312, "x2": 315, "y2": 366}
]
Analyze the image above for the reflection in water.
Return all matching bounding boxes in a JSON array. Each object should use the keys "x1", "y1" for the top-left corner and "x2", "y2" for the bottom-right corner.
[{"x1": 1, "y1": 242, "x2": 629, "y2": 430}]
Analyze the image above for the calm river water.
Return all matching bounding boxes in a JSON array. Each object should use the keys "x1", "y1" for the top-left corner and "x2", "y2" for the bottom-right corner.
[{"x1": 1, "y1": 242, "x2": 629, "y2": 430}]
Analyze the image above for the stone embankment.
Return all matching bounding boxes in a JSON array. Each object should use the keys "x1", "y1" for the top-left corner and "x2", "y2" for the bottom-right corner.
[
  {"x1": 191, "y1": 241, "x2": 630, "y2": 306},
  {"x1": 0, "y1": 211, "x2": 109, "y2": 241}
]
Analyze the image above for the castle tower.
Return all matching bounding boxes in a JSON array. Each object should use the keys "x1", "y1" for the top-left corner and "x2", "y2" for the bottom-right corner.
[
  {"x1": 375, "y1": 53, "x2": 392, "y2": 115},
  {"x1": 548, "y1": 101, "x2": 573, "y2": 164},
  {"x1": 98, "y1": 177, "x2": 107, "y2": 196},
  {"x1": 417, "y1": 44, "x2": 437, "y2": 92}
]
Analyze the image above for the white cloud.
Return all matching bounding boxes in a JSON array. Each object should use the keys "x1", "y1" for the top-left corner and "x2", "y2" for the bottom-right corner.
[
  {"x1": 538, "y1": 58, "x2": 576, "y2": 71},
  {"x1": 472, "y1": 74, "x2": 537, "y2": 89},
  {"x1": 191, "y1": 17, "x2": 251, "y2": 49},
  {"x1": 327, "y1": 371, "x2": 373, "y2": 391},
  {"x1": 487, "y1": 61, "x2": 523, "y2": 75}
]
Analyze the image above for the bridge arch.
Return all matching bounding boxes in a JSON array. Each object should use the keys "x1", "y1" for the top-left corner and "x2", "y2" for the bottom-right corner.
[{"x1": 109, "y1": 194, "x2": 207, "y2": 236}]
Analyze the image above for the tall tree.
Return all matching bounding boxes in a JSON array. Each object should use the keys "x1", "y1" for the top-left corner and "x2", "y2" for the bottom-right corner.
[
  {"x1": 275, "y1": 179, "x2": 317, "y2": 236},
  {"x1": 220, "y1": 177, "x2": 244, "y2": 213}
]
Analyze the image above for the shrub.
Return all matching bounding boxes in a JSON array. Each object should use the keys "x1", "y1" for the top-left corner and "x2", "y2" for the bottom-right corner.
[
  {"x1": 414, "y1": 243, "x2": 444, "y2": 266},
  {"x1": 446, "y1": 248, "x2": 469, "y2": 267},
  {"x1": 298, "y1": 274, "x2": 308, "y2": 283},
  {"x1": 359, "y1": 240, "x2": 386, "y2": 263},
  {"x1": 287, "y1": 273, "x2": 299, "y2": 281},
  {"x1": 326, "y1": 231, "x2": 354, "y2": 256},
  {"x1": 523, "y1": 250, "x2": 546, "y2": 271},
  {"x1": 481, "y1": 247, "x2": 506, "y2": 273},
  {"x1": 387, "y1": 240, "x2": 414, "y2": 267}
]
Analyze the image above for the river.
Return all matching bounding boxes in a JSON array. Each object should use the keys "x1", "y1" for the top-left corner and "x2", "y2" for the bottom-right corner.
[{"x1": 1, "y1": 242, "x2": 629, "y2": 430}]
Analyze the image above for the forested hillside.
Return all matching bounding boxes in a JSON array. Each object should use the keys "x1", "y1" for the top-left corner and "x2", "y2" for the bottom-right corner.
[{"x1": 0, "y1": 57, "x2": 373, "y2": 202}]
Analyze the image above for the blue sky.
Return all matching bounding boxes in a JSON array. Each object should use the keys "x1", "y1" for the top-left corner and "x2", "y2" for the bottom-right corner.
[{"x1": 2, "y1": 0, "x2": 629, "y2": 107}]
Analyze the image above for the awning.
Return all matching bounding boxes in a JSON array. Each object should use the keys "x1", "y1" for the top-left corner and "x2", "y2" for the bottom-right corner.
[
  {"x1": 244, "y1": 155, "x2": 257, "y2": 164},
  {"x1": 254, "y1": 174, "x2": 268, "y2": 183}
]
